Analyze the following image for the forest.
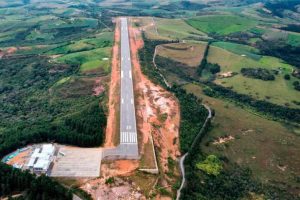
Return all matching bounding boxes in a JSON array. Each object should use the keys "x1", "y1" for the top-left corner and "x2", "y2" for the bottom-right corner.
[
  {"x1": 0, "y1": 163, "x2": 72, "y2": 199},
  {"x1": 170, "y1": 85, "x2": 208, "y2": 153},
  {"x1": 0, "y1": 100, "x2": 106, "y2": 158}
]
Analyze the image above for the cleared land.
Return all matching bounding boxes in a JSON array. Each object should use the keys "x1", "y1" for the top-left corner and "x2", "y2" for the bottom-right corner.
[
  {"x1": 156, "y1": 42, "x2": 207, "y2": 67},
  {"x1": 183, "y1": 83, "x2": 300, "y2": 190},
  {"x1": 155, "y1": 42, "x2": 207, "y2": 84}
]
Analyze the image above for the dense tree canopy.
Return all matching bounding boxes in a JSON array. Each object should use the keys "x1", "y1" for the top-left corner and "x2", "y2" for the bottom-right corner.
[{"x1": 0, "y1": 163, "x2": 72, "y2": 199}]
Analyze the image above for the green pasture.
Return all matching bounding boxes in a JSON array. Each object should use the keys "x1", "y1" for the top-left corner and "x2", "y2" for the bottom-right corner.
[
  {"x1": 155, "y1": 18, "x2": 207, "y2": 40},
  {"x1": 186, "y1": 15, "x2": 258, "y2": 35},
  {"x1": 211, "y1": 41, "x2": 261, "y2": 60},
  {"x1": 287, "y1": 33, "x2": 300, "y2": 46},
  {"x1": 48, "y1": 31, "x2": 113, "y2": 54},
  {"x1": 80, "y1": 60, "x2": 110, "y2": 73},
  {"x1": 55, "y1": 47, "x2": 110, "y2": 64},
  {"x1": 55, "y1": 47, "x2": 111, "y2": 74},
  {"x1": 207, "y1": 46, "x2": 300, "y2": 108}
]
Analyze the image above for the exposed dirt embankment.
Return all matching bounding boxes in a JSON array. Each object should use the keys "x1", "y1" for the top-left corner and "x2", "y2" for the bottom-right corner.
[
  {"x1": 129, "y1": 18, "x2": 181, "y2": 193},
  {"x1": 105, "y1": 19, "x2": 121, "y2": 147}
]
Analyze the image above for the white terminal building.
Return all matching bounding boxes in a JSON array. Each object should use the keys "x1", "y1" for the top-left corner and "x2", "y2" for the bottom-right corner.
[{"x1": 27, "y1": 144, "x2": 55, "y2": 174}]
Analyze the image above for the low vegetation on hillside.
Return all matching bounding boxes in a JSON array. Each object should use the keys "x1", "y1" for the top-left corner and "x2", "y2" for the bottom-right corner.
[{"x1": 0, "y1": 0, "x2": 114, "y2": 197}]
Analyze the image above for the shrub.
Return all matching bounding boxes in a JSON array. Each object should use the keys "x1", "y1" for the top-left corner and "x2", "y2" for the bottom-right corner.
[
  {"x1": 241, "y1": 68, "x2": 275, "y2": 81},
  {"x1": 105, "y1": 177, "x2": 115, "y2": 184},
  {"x1": 284, "y1": 74, "x2": 290, "y2": 80},
  {"x1": 208, "y1": 63, "x2": 221, "y2": 74},
  {"x1": 196, "y1": 155, "x2": 223, "y2": 176}
]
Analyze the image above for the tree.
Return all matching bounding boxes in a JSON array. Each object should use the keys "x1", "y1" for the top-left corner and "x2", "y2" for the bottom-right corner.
[{"x1": 284, "y1": 74, "x2": 291, "y2": 80}]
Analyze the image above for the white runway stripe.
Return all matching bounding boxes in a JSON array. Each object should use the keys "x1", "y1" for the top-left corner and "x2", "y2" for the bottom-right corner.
[{"x1": 120, "y1": 132, "x2": 137, "y2": 144}]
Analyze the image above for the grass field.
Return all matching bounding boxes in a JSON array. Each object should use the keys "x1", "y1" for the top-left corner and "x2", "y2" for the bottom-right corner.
[
  {"x1": 156, "y1": 42, "x2": 207, "y2": 67},
  {"x1": 55, "y1": 47, "x2": 111, "y2": 74},
  {"x1": 186, "y1": 15, "x2": 258, "y2": 35},
  {"x1": 48, "y1": 31, "x2": 113, "y2": 55},
  {"x1": 207, "y1": 46, "x2": 300, "y2": 108},
  {"x1": 211, "y1": 41, "x2": 261, "y2": 60},
  {"x1": 154, "y1": 18, "x2": 207, "y2": 40},
  {"x1": 80, "y1": 60, "x2": 110, "y2": 74},
  {"x1": 154, "y1": 17, "x2": 208, "y2": 40},
  {"x1": 183, "y1": 83, "x2": 300, "y2": 190},
  {"x1": 287, "y1": 32, "x2": 300, "y2": 46},
  {"x1": 132, "y1": 17, "x2": 165, "y2": 40},
  {"x1": 133, "y1": 17, "x2": 208, "y2": 41}
]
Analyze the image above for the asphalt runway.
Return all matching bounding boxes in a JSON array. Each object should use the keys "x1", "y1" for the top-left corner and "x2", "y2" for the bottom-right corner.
[
  {"x1": 103, "y1": 18, "x2": 139, "y2": 159},
  {"x1": 120, "y1": 17, "x2": 137, "y2": 144}
]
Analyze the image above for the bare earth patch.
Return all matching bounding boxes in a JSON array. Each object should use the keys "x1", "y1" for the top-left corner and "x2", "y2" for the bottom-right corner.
[
  {"x1": 105, "y1": 18, "x2": 121, "y2": 148},
  {"x1": 81, "y1": 176, "x2": 145, "y2": 200},
  {"x1": 213, "y1": 135, "x2": 235, "y2": 145},
  {"x1": 129, "y1": 17, "x2": 181, "y2": 197},
  {"x1": 218, "y1": 71, "x2": 236, "y2": 78},
  {"x1": 93, "y1": 76, "x2": 109, "y2": 96},
  {"x1": 156, "y1": 43, "x2": 207, "y2": 67}
]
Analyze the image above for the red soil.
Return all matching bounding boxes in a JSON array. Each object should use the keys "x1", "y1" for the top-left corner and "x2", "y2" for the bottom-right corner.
[
  {"x1": 93, "y1": 77, "x2": 107, "y2": 96},
  {"x1": 105, "y1": 19, "x2": 121, "y2": 147},
  {"x1": 128, "y1": 17, "x2": 181, "y2": 188}
]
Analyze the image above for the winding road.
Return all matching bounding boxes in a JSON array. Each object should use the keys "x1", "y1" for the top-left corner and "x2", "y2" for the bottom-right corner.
[
  {"x1": 152, "y1": 48, "x2": 212, "y2": 199},
  {"x1": 176, "y1": 104, "x2": 212, "y2": 200}
]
